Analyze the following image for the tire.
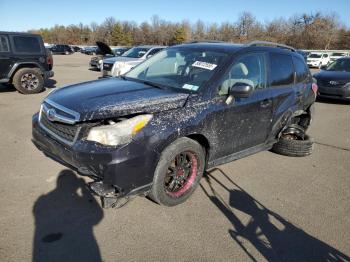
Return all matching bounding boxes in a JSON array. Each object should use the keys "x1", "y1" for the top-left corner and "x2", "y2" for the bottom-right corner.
[
  {"x1": 272, "y1": 134, "x2": 314, "y2": 157},
  {"x1": 12, "y1": 68, "x2": 44, "y2": 94},
  {"x1": 149, "y1": 137, "x2": 205, "y2": 206}
]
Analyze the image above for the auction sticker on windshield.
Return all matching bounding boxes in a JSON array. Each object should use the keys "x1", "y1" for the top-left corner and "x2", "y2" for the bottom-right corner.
[
  {"x1": 192, "y1": 61, "x2": 217, "y2": 70},
  {"x1": 183, "y1": 84, "x2": 199, "y2": 91}
]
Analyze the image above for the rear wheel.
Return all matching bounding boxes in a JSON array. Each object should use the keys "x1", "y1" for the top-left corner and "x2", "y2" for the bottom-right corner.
[
  {"x1": 149, "y1": 137, "x2": 205, "y2": 206},
  {"x1": 12, "y1": 68, "x2": 44, "y2": 94}
]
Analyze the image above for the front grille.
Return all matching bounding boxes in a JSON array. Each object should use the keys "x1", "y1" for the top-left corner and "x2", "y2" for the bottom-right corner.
[
  {"x1": 40, "y1": 111, "x2": 78, "y2": 143},
  {"x1": 318, "y1": 79, "x2": 346, "y2": 88},
  {"x1": 103, "y1": 63, "x2": 113, "y2": 71},
  {"x1": 39, "y1": 100, "x2": 80, "y2": 145}
]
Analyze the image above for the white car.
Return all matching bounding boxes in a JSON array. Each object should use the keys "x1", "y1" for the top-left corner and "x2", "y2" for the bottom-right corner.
[
  {"x1": 329, "y1": 52, "x2": 348, "y2": 64},
  {"x1": 101, "y1": 46, "x2": 166, "y2": 77},
  {"x1": 307, "y1": 53, "x2": 330, "y2": 68}
]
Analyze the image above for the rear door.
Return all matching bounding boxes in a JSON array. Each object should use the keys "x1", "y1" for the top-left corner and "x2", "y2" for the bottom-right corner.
[
  {"x1": 9, "y1": 34, "x2": 45, "y2": 69},
  {"x1": 293, "y1": 55, "x2": 311, "y2": 107},
  {"x1": 268, "y1": 52, "x2": 298, "y2": 130},
  {"x1": 0, "y1": 34, "x2": 12, "y2": 79}
]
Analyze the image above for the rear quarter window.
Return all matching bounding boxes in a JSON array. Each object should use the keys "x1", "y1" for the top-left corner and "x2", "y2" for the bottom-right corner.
[
  {"x1": 269, "y1": 53, "x2": 294, "y2": 87},
  {"x1": 13, "y1": 36, "x2": 42, "y2": 53},
  {"x1": 0, "y1": 35, "x2": 10, "y2": 52}
]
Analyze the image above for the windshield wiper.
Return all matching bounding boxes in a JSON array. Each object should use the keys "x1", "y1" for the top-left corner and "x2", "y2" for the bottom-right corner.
[{"x1": 140, "y1": 80, "x2": 165, "y2": 89}]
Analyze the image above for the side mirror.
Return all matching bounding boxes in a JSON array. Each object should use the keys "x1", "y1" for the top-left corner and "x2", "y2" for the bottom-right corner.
[
  {"x1": 320, "y1": 65, "x2": 327, "y2": 70},
  {"x1": 146, "y1": 54, "x2": 153, "y2": 59},
  {"x1": 229, "y1": 82, "x2": 254, "y2": 98}
]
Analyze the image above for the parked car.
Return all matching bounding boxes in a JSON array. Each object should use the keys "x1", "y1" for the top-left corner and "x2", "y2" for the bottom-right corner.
[
  {"x1": 329, "y1": 52, "x2": 348, "y2": 64},
  {"x1": 102, "y1": 45, "x2": 165, "y2": 77},
  {"x1": 50, "y1": 44, "x2": 74, "y2": 55},
  {"x1": 313, "y1": 57, "x2": 350, "y2": 101},
  {"x1": 89, "y1": 42, "x2": 130, "y2": 70},
  {"x1": 307, "y1": 53, "x2": 330, "y2": 68},
  {"x1": 32, "y1": 41, "x2": 316, "y2": 208},
  {"x1": 0, "y1": 31, "x2": 54, "y2": 94},
  {"x1": 83, "y1": 46, "x2": 99, "y2": 55},
  {"x1": 71, "y1": 46, "x2": 81, "y2": 52}
]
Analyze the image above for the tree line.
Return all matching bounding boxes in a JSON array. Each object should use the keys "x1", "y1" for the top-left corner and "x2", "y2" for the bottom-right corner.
[{"x1": 29, "y1": 12, "x2": 350, "y2": 50}]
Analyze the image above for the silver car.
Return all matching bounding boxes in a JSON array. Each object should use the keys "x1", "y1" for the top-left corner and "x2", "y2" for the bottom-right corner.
[{"x1": 102, "y1": 45, "x2": 166, "y2": 77}]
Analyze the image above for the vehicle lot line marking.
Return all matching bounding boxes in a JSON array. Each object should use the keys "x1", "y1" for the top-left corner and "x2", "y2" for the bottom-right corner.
[{"x1": 315, "y1": 141, "x2": 350, "y2": 152}]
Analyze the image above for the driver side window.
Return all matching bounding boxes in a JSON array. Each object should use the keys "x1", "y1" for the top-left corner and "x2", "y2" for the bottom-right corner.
[{"x1": 219, "y1": 53, "x2": 266, "y2": 95}]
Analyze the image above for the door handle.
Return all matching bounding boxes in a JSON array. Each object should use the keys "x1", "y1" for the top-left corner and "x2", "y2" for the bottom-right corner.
[{"x1": 260, "y1": 99, "x2": 272, "y2": 108}]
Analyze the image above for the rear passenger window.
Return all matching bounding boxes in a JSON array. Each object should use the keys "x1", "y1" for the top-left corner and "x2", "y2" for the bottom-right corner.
[
  {"x1": 0, "y1": 35, "x2": 10, "y2": 52},
  {"x1": 293, "y1": 56, "x2": 309, "y2": 83},
  {"x1": 13, "y1": 36, "x2": 41, "y2": 53},
  {"x1": 269, "y1": 53, "x2": 294, "y2": 87}
]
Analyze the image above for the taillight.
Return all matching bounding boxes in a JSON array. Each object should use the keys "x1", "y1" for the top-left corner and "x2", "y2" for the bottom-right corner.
[
  {"x1": 312, "y1": 83, "x2": 318, "y2": 97},
  {"x1": 47, "y1": 56, "x2": 52, "y2": 65}
]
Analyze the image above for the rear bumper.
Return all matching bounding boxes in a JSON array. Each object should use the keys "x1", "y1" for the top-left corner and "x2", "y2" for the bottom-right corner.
[
  {"x1": 318, "y1": 85, "x2": 350, "y2": 101},
  {"x1": 32, "y1": 113, "x2": 158, "y2": 197}
]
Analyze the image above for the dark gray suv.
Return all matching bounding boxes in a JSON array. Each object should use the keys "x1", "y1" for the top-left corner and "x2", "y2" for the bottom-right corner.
[{"x1": 0, "y1": 31, "x2": 54, "y2": 94}]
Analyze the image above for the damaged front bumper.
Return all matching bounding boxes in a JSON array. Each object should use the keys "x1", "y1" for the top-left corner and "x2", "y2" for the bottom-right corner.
[{"x1": 32, "y1": 113, "x2": 158, "y2": 207}]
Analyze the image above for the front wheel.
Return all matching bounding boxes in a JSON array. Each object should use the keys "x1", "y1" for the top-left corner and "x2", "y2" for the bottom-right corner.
[{"x1": 149, "y1": 137, "x2": 205, "y2": 206}]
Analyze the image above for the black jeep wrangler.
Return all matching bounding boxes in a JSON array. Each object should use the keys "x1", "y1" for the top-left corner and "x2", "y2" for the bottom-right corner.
[
  {"x1": 0, "y1": 31, "x2": 54, "y2": 94},
  {"x1": 32, "y1": 41, "x2": 316, "y2": 208}
]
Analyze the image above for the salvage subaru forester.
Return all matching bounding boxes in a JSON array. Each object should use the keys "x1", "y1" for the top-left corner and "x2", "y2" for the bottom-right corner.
[{"x1": 32, "y1": 41, "x2": 316, "y2": 208}]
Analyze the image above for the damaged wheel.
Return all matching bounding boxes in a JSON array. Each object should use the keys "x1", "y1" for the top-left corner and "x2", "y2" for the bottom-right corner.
[
  {"x1": 149, "y1": 137, "x2": 205, "y2": 206},
  {"x1": 272, "y1": 126, "x2": 314, "y2": 157}
]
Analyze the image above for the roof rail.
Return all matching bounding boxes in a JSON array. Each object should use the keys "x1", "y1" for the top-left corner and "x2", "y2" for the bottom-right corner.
[
  {"x1": 247, "y1": 41, "x2": 296, "y2": 52},
  {"x1": 185, "y1": 40, "x2": 224, "y2": 44}
]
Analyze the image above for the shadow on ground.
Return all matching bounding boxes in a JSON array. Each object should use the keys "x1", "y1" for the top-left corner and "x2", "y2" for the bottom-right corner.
[
  {"x1": 32, "y1": 170, "x2": 103, "y2": 262},
  {"x1": 0, "y1": 79, "x2": 57, "y2": 93},
  {"x1": 200, "y1": 168, "x2": 350, "y2": 262},
  {"x1": 0, "y1": 84, "x2": 16, "y2": 93},
  {"x1": 45, "y1": 79, "x2": 57, "y2": 89}
]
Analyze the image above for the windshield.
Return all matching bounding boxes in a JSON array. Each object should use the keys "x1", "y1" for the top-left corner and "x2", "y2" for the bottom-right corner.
[
  {"x1": 326, "y1": 59, "x2": 350, "y2": 72},
  {"x1": 125, "y1": 48, "x2": 229, "y2": 92},
  {"x1": 113, "y1": 48, "x2": 128, "y2": 55},
  {"x1": 309, "y1": 54, "x2": 321, "y2": 58},
  {"x1": 122, "y1": 47, "x2": 150, "y2": 58}
]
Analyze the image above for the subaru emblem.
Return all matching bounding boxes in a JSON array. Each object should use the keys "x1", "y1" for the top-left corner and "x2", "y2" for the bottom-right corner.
[{"x1": 47, "y1": 108, "x2": 56, "y2": 121}]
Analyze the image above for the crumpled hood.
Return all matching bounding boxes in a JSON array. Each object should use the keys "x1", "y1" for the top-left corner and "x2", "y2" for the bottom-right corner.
[
  {"x1": 47, "y1": 78, "x2": 189, "y2": 121},
  {"x1": 103, "y1": 56, "x2": 143, "y2": 64}
]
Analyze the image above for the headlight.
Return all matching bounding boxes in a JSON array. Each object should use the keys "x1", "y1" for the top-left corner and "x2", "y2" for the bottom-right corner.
[{"x1": 86, "y1": 114, "x2": 153, "y2": 146}]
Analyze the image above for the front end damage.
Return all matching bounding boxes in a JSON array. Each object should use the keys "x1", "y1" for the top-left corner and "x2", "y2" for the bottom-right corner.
[{"x1": 32, "y1": 112, "x2": 159, "y2": 208}]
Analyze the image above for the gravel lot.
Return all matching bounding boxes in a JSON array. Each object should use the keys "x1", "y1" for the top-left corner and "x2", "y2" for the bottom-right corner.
[{"x1": 0, "y1": 53, "x2": 349, "y2": 261}]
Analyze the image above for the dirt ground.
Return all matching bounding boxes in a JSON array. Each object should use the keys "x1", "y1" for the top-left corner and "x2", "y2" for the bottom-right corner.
[{"x1": 0, "y1": 53, "x2": 349, "y2": 262}]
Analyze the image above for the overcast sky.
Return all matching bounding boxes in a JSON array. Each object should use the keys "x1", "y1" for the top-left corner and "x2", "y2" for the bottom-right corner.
[{"x1": 1, "y1": 0, "x2": 349, "y2": 31}]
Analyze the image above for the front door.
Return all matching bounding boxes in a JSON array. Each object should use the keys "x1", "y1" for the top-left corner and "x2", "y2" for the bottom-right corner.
[{"x1": 211, "y1": 52, "x2": 273, "y2": 158}]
